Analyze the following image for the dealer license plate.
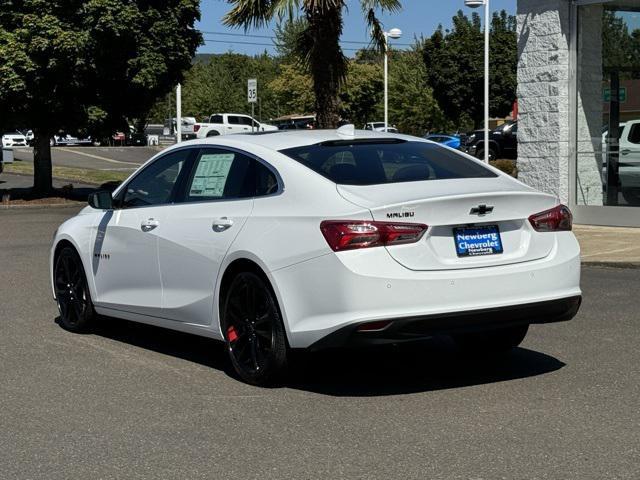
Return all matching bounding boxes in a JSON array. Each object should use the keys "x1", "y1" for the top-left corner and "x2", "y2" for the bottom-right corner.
[{"x1": 453, "y1": 225, "x2": 503, "y2": 257}]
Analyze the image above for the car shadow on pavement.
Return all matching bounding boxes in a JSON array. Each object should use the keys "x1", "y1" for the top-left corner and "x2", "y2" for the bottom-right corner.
[
  {"x1": 287, "y1": 339, "x2": 566, "y2": 397},
  {"x1": 80, "y1": 315, "x2": 565, "y2": 396},
  {"x1": 70, "y1": 316, "x2": 229, "y2": 372}
]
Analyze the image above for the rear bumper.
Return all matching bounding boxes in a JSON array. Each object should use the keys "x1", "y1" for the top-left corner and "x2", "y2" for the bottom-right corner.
[
  {"x1": 308, "y1": 295, "x2": 581, "y2": 350},
  {"x1": 270, "y1": 232, "x2": 581, "y2": 349}
]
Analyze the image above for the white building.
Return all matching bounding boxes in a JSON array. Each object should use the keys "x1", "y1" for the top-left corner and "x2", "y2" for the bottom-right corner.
[{"x1": 517, "y1": 0, "x2": 640, "y2": 226}]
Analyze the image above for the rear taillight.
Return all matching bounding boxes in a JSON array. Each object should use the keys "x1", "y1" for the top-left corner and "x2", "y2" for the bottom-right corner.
[
  {"x1": 528, "y1": 204, "x2": 573, "y2": 232},
  {"x1": 193, "y1": 124, "x2": 201, "y2": 132},
  {"x1": 320, "y1": 220, "x2": 428, "y2": 252}
]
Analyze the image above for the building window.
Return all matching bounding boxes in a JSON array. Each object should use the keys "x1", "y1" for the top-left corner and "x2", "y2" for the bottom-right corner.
[{"x1": 576, "y1": 4, "x2": 640, "y2": 207}]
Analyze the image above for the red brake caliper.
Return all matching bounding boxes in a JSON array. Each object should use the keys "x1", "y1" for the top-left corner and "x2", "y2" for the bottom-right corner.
[{"x1": 227, "y1": 326, "x2": 239, "y2": 343}]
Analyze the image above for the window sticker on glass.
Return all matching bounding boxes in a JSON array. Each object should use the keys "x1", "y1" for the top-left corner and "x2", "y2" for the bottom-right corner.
[{"x1": 190, "y1": 153, "x2": 235, "y2": 197}]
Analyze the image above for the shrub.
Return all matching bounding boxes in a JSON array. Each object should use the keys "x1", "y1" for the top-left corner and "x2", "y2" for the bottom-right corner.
[{"x1": 490, "y1": 159, "x2": 518, "y2": 178}]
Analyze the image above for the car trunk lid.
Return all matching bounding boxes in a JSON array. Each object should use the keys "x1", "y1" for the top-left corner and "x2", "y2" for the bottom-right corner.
[{"x1": 337, "y1": 178, "x2": 558, "y2": 271}]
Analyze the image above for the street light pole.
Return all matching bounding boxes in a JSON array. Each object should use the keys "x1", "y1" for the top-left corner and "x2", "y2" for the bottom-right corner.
[
  {"x1": 176, "y1": 83, "x2": 182, "y2": 144},
  {"x1": 383, "y1": 28, "x2": 402, "y2": 132},
  {"x1": 465, "y1": 0, "x2": 490, "y2": 163},
  {"x1": 483, "y1": 0, "x2": 490, "y2": 164},
  {"x1": 384, "y1": 32, "x2": 388, "y2": 132}
]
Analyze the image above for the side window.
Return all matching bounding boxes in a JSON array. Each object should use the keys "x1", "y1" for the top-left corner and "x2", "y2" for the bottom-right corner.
[
  {"x1": 238, "y1": 116, "x2": 253, "y2": 126},
  {"x1": 184, "y1": 149, "x2": 280, "y2": 202},
  {"x1": 228, "y1": 116, "x2": 242, "y2": 125},
  {"x1": 210, "y1": 114, "x2": 223, "y2": 124},
  {"x1": 122, "y1": 149, "x2": 192, "y2": 208},
  {"x1": 185, "y1": 149, "x2": 252, "y2": 201},
  {"x1": 255, "y1": 161, "x2": 279, "y2": 196},
  {"x1": 628, "y1": 123, "x2": 640, "y2": 144}
]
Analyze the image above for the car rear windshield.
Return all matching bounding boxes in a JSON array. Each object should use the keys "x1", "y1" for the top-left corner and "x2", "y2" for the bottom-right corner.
[{"x1": 280, "y1": 140, "x2": 497, "y2": 185}]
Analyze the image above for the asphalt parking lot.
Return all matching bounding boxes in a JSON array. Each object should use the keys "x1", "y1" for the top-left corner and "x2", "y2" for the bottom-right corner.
[
  {"x1": 1, "y1": 207, "x2": 639, "y2": 479},
  {"x1": 11, "y1": 146, "x2": 159, "y2": 171}
]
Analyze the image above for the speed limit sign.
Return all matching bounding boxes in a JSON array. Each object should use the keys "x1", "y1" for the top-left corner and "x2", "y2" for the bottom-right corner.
[{"x1": 247, "y1": 78, "x2": 257, "y2": 103}]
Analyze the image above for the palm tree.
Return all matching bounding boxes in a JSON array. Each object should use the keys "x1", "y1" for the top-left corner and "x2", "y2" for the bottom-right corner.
[{"x1": 224, "y1": 0, "x2": 402, "y2": 128}]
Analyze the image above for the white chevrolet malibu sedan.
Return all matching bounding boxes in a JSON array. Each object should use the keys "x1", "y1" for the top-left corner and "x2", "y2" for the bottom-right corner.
[{"x1": 51, "y1": 127, "x2": 581, "y2": 385}]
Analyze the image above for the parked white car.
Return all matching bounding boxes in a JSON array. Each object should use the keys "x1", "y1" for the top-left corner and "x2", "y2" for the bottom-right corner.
[
  {"x1": 50, "y1": 127, "x2": 581, "y2": 385},
  {"x1": 195, "y1": 113, "x2": 278, "y2": 138},
  {"x1": 50, "y1": 134, "x2": 94, "y2": 147},
  {"x1": 2, "y1": 132, "x2": 28, "y2": 148}
]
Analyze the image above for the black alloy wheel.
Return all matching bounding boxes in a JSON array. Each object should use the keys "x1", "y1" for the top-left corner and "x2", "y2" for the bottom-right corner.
[
  {"x1": 54, "y1": 246, "x2": 95, "y2": 332},
  {"x1": 222, "y1": 272, "x2": 287, "y2": 386}
]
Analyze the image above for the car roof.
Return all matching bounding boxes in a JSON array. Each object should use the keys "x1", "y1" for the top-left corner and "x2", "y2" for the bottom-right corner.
[{"x1": 170, "y1": 129, "x2": 428, "y2": 153}]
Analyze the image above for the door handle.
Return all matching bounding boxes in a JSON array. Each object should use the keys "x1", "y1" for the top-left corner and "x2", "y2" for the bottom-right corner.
[
  {"x1": 212, "y1": 217, "x2": 233, "y2": 232},
  {"x1": 141, "y1": 218, "x2": 159, "y2": 232},
  {"x1": 621, "y1": 149, "x2": 631, "y2": 155}
]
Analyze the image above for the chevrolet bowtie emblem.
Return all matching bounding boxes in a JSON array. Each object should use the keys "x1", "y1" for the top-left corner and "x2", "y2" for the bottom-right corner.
[{"x1": 469, "y1": 204, "x2": 494, "y2": 216}]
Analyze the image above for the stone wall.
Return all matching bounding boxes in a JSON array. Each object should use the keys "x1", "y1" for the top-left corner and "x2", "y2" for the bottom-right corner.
[
  {"x1": 576, "y1": 5, "x2": 604, "y2": 206},
  {"x1": 517, "y1": 0, "x2": 571, "y2": 202}
]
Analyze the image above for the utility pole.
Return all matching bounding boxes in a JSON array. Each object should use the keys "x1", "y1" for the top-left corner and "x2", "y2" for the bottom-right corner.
[{"x1": 176, "y1": 83, "x2": 182, "y2": 144}]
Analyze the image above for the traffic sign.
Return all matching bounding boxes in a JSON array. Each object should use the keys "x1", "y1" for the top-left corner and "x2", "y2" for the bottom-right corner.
[
  {"x1": 604, "y1": 87, "x2": 627, "y2": 103},
  {"x1": 248, "y1": 78, "x2": 257, "y2": 103}
]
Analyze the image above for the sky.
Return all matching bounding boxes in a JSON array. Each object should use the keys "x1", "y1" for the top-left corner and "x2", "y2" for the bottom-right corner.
[{"x1": 196, "y1": 0, "x2": 516, "y2": 56}]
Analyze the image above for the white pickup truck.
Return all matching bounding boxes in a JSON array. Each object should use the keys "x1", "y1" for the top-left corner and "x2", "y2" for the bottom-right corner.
[
  {"x1": 194, "y1": 114, "x2": 278, "y2": 138},
  {"x1": 602, "y1": 120, "x2": 640, "y2": 203}
]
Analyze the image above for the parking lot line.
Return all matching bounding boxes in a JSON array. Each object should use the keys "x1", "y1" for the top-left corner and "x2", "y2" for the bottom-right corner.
[{"x1": 57, "y1": 147, "x2": 137, "y2": 165}]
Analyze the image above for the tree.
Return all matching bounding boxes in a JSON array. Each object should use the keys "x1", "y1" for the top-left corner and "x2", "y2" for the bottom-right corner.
[
  {"x1": 602, "y1": 10, "x2": 640, "y2": 79},
  {"x1": 147, "y1": 52, "x2": 281, "y2": 123},
  {"x1": 269, "y1": 64, "x2": 315, "y2": 115},
  {"x1": 387, "y1": 48, "x2": 450, "y2": 135},
  {"x1": 0, "y1": 0, "x2": 201, "y2": 194},
  {"x1": 274, "y1": 18, "x2": 308, "y2": 64},
  {"x1": 339, "y1": 62, "x2": 383, "y2": 127},
  {"x1": 223, "y1": 0, "x2": 402, "y2": 128},
  {"x1": 423, "y1": 10, "x2": 516, "y2": 130}
]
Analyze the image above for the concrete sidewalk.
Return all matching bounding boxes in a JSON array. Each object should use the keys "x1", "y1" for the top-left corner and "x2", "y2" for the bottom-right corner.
[{"x1": 574, "y1": 224, "x2": 640, "y2": 267}]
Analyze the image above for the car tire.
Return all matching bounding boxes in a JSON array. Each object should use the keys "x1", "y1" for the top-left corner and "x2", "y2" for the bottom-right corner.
[
  {"x1": 206, "y1": 131, "x2": 220, "y2": 137},
  {"x1": 452, "y1": 324, "x2": 529, "y2": 354},
  {"x1": 221, "y1": 271, "x2": 288, "y2": 386},
  {"x1": 477, "y1": 148, "x2": 497, "y2": 161},
  {"x1": 54, "y1": 246, "x2": 96, "y2": 333}
]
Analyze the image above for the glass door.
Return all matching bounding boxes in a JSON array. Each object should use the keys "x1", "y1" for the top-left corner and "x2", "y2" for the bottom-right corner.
[{"x1": 576, "y1": 4, "x2": 640, "y2": 208}]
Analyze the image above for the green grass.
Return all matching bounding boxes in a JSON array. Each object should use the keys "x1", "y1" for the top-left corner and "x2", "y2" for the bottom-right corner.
[{"x1": 5, "y1": 162, "x2": 129, "y2": 186}]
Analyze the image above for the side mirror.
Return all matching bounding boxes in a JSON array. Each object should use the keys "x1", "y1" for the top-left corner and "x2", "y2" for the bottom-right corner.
[{"x1": 88, "y1": 190, "x2": 114, "y2": 210}]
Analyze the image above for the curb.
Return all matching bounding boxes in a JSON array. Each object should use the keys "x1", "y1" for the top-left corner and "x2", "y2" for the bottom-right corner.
[
  {"x1": 1, "y1": 202, "x2": 84, "y2": 210},
  {"x1": 582, "y1": 261, "x2": 640, "y2": 269},
  {"x1": 1, "y1": 171, "x2": 103, "y2": 187},
  {"x1": 1, "y1": 172, "x2": 92, "y2": 209}
]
